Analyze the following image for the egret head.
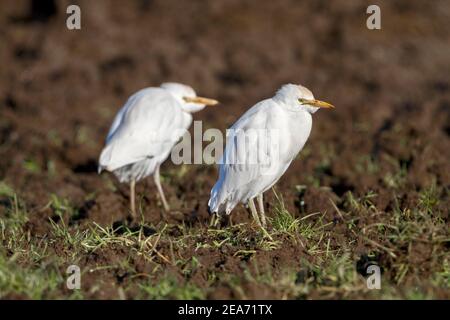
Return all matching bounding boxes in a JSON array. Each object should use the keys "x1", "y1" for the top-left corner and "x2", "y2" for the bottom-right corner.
[
  {"x1": 160, "y1": 82, "x2": 218, "y2": 113},
  {"x1": 274, "y1": 84, "x2": 334, "y2": 114}
]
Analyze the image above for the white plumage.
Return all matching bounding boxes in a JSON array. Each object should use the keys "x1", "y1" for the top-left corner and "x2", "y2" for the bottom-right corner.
[
  {"x1": 99, "y1": 82, "x2": 218, "y2": 217},
  {"x1": 208, "y1": 84, "x2": 334, "y2": 227}
]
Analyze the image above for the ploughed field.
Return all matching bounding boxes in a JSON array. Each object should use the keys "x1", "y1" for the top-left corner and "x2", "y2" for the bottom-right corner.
[{"x1": 0, "y1": 0, "x2": 449, "y2": 299}]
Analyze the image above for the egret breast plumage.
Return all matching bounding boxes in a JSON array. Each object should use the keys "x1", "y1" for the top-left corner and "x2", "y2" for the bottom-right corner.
[
  {"x1": 208, "y1": 84, "x2": 334, "y2": 227},
  {"x1": 99, "y1": 82, "x2": 218, "y2": 218}
]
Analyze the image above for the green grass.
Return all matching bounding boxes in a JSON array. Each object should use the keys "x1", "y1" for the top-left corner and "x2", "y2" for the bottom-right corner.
[
  {"x1": 139, "y1": 277, "x2": 205, "y2": 299},
  {"x1": 0, "y1": 252, "x2": 66, "y2": 299},
  {"x1": 0, "y1": 191, "x2": 82, "y2": 299},
  {"x1": 0, "y1": 179, "x2": 448, "y2": 299}
]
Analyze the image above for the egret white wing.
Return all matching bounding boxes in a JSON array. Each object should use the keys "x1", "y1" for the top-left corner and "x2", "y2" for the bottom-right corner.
[
  {"x1": 99, "y1": 88, "x2": 191, "y2": 172},
  {"x1": 105, "y1": 92, "x2": 139, "y2": 143},
  {"x1": 209, "y1": 99, "x2": 287, "y2": 213}
]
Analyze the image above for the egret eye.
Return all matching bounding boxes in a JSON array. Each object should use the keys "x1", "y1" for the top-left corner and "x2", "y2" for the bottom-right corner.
[{"x1": 298, "y1": 98, "x2": 309, "y2": 105}]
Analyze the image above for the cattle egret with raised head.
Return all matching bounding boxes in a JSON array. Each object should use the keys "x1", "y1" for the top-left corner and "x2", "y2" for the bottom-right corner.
[
  {"x1": 99, "y1": 82, "x2": 218, "y2": 218},
  {"x1": 208, "y1": 84, "x2": 334, "y2": 228}
]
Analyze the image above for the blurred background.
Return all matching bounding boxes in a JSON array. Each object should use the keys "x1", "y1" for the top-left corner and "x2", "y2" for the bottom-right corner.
[{"x1": 0, "y1": 0, "x2": 449, "y2": 300}]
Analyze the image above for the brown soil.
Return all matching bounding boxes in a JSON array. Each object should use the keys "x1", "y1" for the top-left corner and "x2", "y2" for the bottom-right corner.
[{"x1": 0, "y1": 0, "x2": 449, "y2": 299}]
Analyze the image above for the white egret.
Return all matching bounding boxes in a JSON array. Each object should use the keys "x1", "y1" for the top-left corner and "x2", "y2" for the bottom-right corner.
[
  {"x1": 208, "y1": 84, "x2": 334, "y2": 227},
  {"x1": 98, "y1": 82, "x2": 218, "y2": 218}
]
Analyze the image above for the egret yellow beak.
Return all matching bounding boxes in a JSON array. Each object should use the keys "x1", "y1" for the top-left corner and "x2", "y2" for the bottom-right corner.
[
  {"x1": 299, "y1": 98, "x2": 335, "y2": 109},
  {"x1": 184, "y1": 96, "x2": 219, "y2": 106}
]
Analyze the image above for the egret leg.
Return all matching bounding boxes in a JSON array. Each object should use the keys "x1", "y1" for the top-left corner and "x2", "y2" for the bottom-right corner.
[
  {"x1": 248, "y1": 198, "x2": 262, "y2": 227},
  {"x1": 257, "y1": 193, "x2": 267, "y2": 227},
  {"x1": 210, "y1": 213, "x2": 221, "y2": 228},
  {"x1": 130, "y1": 178, "x2": 137, "y2": 218},
  {"x1": 209, "y1": 213, "x2": 217, "y2": 227},
  {"x1": 154, "y1": 165, "x2": 170, "y2": 212}
]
